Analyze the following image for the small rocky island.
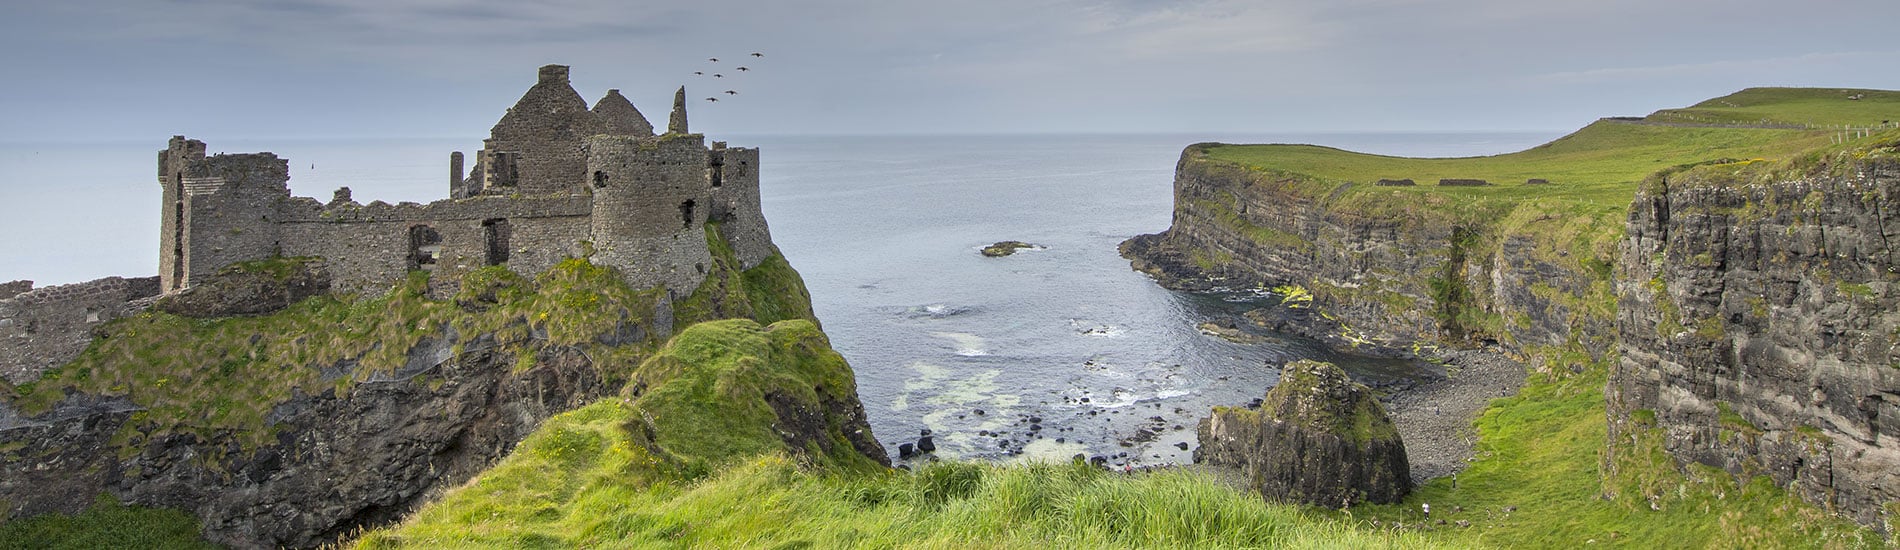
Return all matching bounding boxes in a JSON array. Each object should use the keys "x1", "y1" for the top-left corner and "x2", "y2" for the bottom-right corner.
[
  {"x1": 1196, "y1": 359, "x2": 1412, "y2": 507},
  {"x1": 980, "y1": 241, "x2": 1038, "y2": 257}
]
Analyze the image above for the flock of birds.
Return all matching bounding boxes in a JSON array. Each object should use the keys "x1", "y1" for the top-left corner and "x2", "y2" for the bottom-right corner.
[{"x1": 695, "y1": 52, "x2": 763, "y2": 103}]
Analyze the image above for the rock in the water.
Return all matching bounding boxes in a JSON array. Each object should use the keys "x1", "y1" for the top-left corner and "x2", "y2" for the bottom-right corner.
[
  {"x1": 916, "y1": 436, "x2": 936, "y2": 453},
  {"x1": 898, "y1": 443, "x2": 916, "y2": 459},
  {"x1": 1195, "y1": 359, "x2": 1411, "y2": 506},
  {"x1": 980, "y1": 241, "x2": 1037, "y2": 257}
]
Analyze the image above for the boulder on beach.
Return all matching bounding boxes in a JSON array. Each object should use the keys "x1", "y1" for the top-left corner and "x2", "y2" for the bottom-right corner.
[{"x1": 1195, "y1": 359, "x2": 1412, "y2": 506}]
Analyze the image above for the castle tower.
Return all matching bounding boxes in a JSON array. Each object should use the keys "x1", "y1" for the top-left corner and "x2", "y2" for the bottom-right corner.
[
  {"x1": 585, "y1": 131, "x2": 713, "y2": 301},
  {"x1": 705, "y1": 143, "x2": 776, "y2": 268},
  {"x1": 667, "y1": 86, "x2": 689, "y2": 134},
  {"x1": 156, "y1": 136, "x2": 289, "y2": 292},
  {"x1": 481, "y1": 65, "x2": 601, "y2": 195},
  {"x1": 592, "y1": 89, "x2": 655, "y2": 137}
]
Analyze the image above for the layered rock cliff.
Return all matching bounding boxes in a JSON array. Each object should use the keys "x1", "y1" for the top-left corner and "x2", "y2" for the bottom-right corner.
[
  {"x1": 1129, "y1": 131, "x2": 1900, "y2": 529},
  {"x1": 1608, "y1": 156, "x2": 1900, "y2": 526},
  {"x1": 1121, "y1": 144, "x2": 1616, "y2": 362}
]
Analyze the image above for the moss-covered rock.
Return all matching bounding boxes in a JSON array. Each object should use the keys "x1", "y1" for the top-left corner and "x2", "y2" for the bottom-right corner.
[
  {"x1": 1196, "y1": 359, "x2": 1411, "y2": 506},
  {"x1": 624, "y1": 318, "x2": 888, "y2": 474}
]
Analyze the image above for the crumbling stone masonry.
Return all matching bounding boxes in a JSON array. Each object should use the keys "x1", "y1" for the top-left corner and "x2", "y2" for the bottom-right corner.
[
  {"x1": 0, "y1": 277, "x2": 161, "y2": 384},
  {"x1": 155, "y1": 64, "x2": 773, "y2": 298}
]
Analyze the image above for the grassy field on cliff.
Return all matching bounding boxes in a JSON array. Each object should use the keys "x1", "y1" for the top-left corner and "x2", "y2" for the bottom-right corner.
[{"x1": 1204, "y1": 87, "x2": 1898, "y2": 219}]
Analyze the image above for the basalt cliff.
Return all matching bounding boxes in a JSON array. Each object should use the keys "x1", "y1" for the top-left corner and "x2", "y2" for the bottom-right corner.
[{"x1": 1125, "y1": 115, "x2": 1900, "y2": 528}]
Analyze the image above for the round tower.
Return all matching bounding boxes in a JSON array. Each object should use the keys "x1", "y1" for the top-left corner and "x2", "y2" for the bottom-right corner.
[{"x1": 585, "y1": 132, "x2": 713, "y2": 297}]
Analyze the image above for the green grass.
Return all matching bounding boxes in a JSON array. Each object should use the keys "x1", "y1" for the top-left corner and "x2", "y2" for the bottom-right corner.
[
  {"x1": 672, "y1": 223, "x2": 818, "y2": 332},
  {"x1": 0, "y1": 495, "x2": 213, "y2": 550},
  {"x1": 361, "y1": 416, "x2": 1456, "y2": 549},
  {"x1": 624, "y1": 318, "x2": 882, "y2": 474},
  {"x1": 1649, "y1": 87, "x2": 1900, "y2": 127},
  {"x1": 1349, "y1": 368, "x2": 1878, "y2": 548}
]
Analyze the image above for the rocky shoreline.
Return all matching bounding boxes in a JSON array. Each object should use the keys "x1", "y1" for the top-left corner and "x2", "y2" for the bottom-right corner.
[{"x1": 1383, "y1": 348, "x2": 1525, "y2": 484}]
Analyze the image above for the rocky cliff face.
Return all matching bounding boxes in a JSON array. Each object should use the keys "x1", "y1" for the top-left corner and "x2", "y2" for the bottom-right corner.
[
  {"x1": 1, "y1": 338, "x2": 608, "y2": 548},
  {"x1": 1609, "y1": 159, "x2": 1900, "y2": 526},
  {"x1": 1122, "y1": 144, "x2": 1615, "y2": 360},
  {"x1": 1196, "y1": 359, "x2": 1411, "y2": 506},
  {"x1": 0, "y1": 230, "x2": 841, "y2": 548}
]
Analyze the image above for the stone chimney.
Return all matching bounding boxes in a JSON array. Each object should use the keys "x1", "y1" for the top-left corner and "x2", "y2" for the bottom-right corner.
[
  {"x1": 538, "y1": 64, "x2": 569, "y2": 84},
  {"x1": 668, "y1": 86, "x2": 689, "y2": 134}
]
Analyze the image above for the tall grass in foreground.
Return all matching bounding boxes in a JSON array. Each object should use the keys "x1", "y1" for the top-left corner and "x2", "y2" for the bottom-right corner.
[{"x1": 358, "y1": 399, "x2": 1455, "y2": 549}]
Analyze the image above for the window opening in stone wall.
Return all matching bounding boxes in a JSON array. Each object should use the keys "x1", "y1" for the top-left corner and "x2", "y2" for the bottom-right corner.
[
  {"x1": 409, "y1": 225, "x2": 442, "y2": 271},
  {"x1": 171, "y1": 172, "x2": 185, "y2": 290},
  {"x1": 679, "y1": 199, "x2": 696, "y2": 229},
  {"x1": 709, "y1": 159, "x2": 724, "y2": 188},
  {"x1": 483, "y1": 218, "x2": 511, "y2": 266},
  {"x1": 593, "y1": 170, "x2": 609, "y2": 189}
]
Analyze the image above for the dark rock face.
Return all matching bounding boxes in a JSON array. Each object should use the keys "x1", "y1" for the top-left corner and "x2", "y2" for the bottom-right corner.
[
  {"x1": 155, "y1": 258, "x2": 331, "y2": 318},
  {"x1": 1609, "y1": 160, "x2": 1900, "y2": 527},
  {"x1": 1121, "y1": 145, "x2": 1609, "y2": 355},
  {"x1": 1196, "y1": 359, "x2": 1411, "y2": 506},
  {"x1": 0, "y1": 337, "x2": 608, "y2": 549}
]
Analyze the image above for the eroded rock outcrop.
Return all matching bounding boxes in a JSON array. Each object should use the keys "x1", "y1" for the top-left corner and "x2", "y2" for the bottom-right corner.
[
  {"x1": 1609, "y1": 158, "x2": 1900, "y2": 526},
  {"x1": 1196, "y1": 359, "x2": 1411, "y2": 506},
  {"x1": 155, "y1": 257, "x2": 331, "y2": 318}
]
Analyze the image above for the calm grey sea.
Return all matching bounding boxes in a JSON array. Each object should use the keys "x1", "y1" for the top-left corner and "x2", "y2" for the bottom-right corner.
[{"x1": 0, "y1": 131, "x2": 1559, "y2": 465}]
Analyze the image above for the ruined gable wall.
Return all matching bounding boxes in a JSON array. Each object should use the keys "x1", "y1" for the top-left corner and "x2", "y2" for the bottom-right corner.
[
  {"x1": 485, "y1": 65, "x2": 599, "y2": 195},
  {"x1": 0, "y1": 277, "x2": 161, "y2": 384},
  {"x1": 592, "y1": 89, "x2": 654, "y2": 137},
  {"x1": 585, "y1": 135, "x2": 713, "y2": 296}
]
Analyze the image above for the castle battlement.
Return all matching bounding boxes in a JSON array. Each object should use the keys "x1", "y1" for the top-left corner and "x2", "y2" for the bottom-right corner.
[{"x1": 155, "y1": 65, "x2": 774, "y2": 308}]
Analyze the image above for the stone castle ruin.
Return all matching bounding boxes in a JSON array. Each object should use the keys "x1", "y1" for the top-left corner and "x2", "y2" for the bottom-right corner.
[{"x1": 3, "y1": 65, "x2": 772, "y2": 383}]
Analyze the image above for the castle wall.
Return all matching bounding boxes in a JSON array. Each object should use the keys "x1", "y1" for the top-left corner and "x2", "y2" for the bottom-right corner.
[
  {"x1": 158, "y1": 137, "x2": 208, "y2": 292},
  {"x1": 586, "y1": 134, "x2": 713, "y2": 296},
  {"x1": 276, "y1": 196, "x2": 592, "y2": 293},
  {"x1": 0, "y1": 276, "x2": 161, "y2": 384},
  {"x1": 708, "y1": 146, "x2": 776, "y2": 267},
  {"x1": 176, "y1": 153, "x2": 290, "y2": 290}
]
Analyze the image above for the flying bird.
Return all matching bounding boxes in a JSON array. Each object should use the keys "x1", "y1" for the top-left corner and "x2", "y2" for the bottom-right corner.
[
  {"x1": 705, "y1": 97, "x2": 719, "y2": 102},
  {"x1": 736, "y1": 66, "x2": 749, "y2": 71},
  {"x1": 713, "y1": 73, "x2": 723, "y2": 78},
  {"x1": 750, "y1": 52, "x2": 763, "y2": 57},
  {"x1": 693, "y1": 71, "x2": 704, "y2": 75},
  {"x1": 724, "y1": 90, "x2": 738, "y2": 95},
  {"x1": 708, "y1": 57, "x2": 719, "y2": 62}
]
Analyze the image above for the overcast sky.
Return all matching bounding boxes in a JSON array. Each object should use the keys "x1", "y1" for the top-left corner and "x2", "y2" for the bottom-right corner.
[{"x1": 3, "y1": 0, "x2": 1898, "y2": 141}]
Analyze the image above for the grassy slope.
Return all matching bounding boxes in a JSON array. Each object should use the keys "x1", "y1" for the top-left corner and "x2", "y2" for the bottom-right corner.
[{"x1": 362, "y1": 400, "x2": 1452, "y2": 549}]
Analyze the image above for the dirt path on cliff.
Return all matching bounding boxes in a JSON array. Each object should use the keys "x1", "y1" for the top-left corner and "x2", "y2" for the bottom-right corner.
[{"x1": 1383, "y1": 349, "x2": 1527, "y2": 484}]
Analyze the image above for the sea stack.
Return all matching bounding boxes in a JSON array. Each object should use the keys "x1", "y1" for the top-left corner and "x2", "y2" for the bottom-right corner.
[{"x1": 1195, "y1": 359, "x2": 1412, "y2": 506}]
